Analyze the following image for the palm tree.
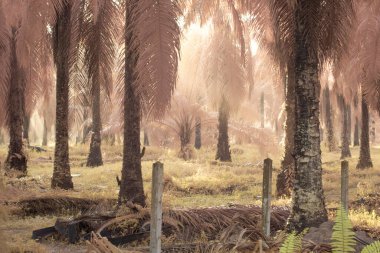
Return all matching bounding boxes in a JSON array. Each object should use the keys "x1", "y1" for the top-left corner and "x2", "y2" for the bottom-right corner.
[
  {"x1": 323, "y1": 86, "x2": 337, "y2": 152},
  {"x1": 357, "y1": 93, "x2": 373, "y2": 169},
  {"x1": 51, "y1": 0, "x2": 77, "y2": 189},
  {"x1": 83, "y1": 0, "x2": 117, "y2": 167},
  {"x1": 118, "y1": 0, "x2": 180, "y2": 206},
  {"x1": 276, "y1": 59, "x2": 295, "y2": 197},
  {"x1": 0, "y1": 0, "x2": 50, "y2": 176},
  {"x1": 349, "y1": 0, "x2": 380, "y2": 169},
  {"x1": 339, "y1": 94, "x2": 351, "y2": 159},
  {"x1": 203, "y1": 24, "x2": 245, "y2": 162},
  {"x1": 3, "y1": 27, "x2": 27, "y2": 177},
  {"x1": 269, "y1": 0, "x2": 354, "y2": 231}
]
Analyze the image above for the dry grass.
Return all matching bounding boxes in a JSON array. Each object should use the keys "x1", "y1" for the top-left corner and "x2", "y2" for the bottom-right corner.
[{"x1": 0, "y1": 143, "x2": 380, "y2": 251}]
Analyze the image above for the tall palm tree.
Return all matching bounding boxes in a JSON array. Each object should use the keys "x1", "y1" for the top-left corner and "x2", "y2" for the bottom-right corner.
[
  {"x1": 3, "y1": 27, "x2": 27, "y2": 177},
  {"x1": 203, "y1": 24, "x2": 246, "y2": 162},
  {"x1": 339, "y1": 94, "x2": 351, "y2": 159},
  {"x1": 83, "y1": 0, "x2": 117, "y2": 167},
  {"x1": 323, "y1": 86, "x2": 337, "y2": 152},
  {"x1": 51, "y1": 0, "x2": 78, "y2": 189},
  {"x1": 357, "y1": 93, "x2": 373, "y2": 169},
  {"x1": 349, "y1": 0, "x2": 380, "y2": 169},
  {"x1": 276, "y1": 59, "x2": 295, "y2": 197},
  {"x1": 118, "y1": 0, "x2": 180, "y2": 206},
  {"x1": 269, "y1": 0, "x2": 353, "y2": 231},
  {"x1": 0, "y1": 0, "x2": 50, "y2": 176}
]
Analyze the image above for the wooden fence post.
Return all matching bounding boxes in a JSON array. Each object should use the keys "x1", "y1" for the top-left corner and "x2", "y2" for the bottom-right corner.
[
  {"x1": 341, "y1": 160, "x2": 349, "y2": 211},
  {"x1": 150, "y1": 162, "x2": 164, "y2": 253},
  {"x1": 262, "y1": 158, "x2": 272, "y2": 237}
]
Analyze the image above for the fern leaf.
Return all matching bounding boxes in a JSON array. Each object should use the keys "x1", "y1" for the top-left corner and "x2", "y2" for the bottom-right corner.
[
  {"x1": 331, "y1": 205, "x2": 356, "y2": 253},
  {"x1": 362, "y1": 241, "x2": 380, "y2": 253},
  {"x1": 280, "y1": 229, "x2": 308, "y2": 253}
]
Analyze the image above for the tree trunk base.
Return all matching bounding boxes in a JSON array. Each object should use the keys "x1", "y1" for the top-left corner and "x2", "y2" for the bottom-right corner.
[
  {"x1": 87, "y1": 135, "x2": 103, "y2": 167},
  {"x1": 356, "y1": 159, "x2": 373, "y2": 170},
  {"x1": 51, "y1": 171, "x2": 73, "y2": 190},
  {"x1": 4, "y1": 152, "x2": 27, "y2": 178}
]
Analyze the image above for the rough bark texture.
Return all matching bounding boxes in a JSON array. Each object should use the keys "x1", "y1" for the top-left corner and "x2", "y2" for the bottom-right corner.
[
  {"x1": 194, "y1": 117, "x2": 201, "y2": 150},
  {"x1": 86, "y1": 66, "x2": 103, "y2": 167},
  {"x1": 216, "y1": 97, "x2": 231, "y2": 162},
  {"x1": 118, "y1": 0, "x2": 146, "y2": 207},
  {"x1": 340, "y1": 99, "x2": 351, "y2": 159},
  {"x1": 277, "y1": 60, "x2": 295, "y2": 198},
  {"x1": 323, "y1": 88, "x2": 337, "y2": 152},
  {"x1": 4, "y1": 28, "x2": 27, "y2": 177},
  {"x1": 287, "y1": 2, "x2": 328, "y2": 232},
  {"x1": 354, "y1": 117, "x2": 359, "y2": 146},
  {"x1": 260, "y1": 92, "x2": 264, "y2": 128},
  {"x1": 51, "y1": 3, "x2": 73, "y2": 190},
  {"x1": 42, "y1": 118, "x2": 48, "y2": 146},
  {"x1": 356, "y1": 96, "x2": 373, "y2": 169}
]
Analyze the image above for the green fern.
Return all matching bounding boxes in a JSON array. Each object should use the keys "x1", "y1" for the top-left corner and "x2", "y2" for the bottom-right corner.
[
  {"x1": 331, "y1": 205, "x2": 356, "y2": 253},
  {"x1": 280, "y1": 229, "x2": 308, "y2": 253},
  {"x1": 362, "y1": 241, "x2": 380, "y2": 253}
]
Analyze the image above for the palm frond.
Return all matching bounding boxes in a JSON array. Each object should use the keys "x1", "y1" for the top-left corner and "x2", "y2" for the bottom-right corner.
[
  {"x1": 84, "y1": 0, "x2": 118, "y2": 98},
  {"x1": 136, "y1": 0, "x2": 181, "y2": 119},
  {"x1": 203, "y1": 26, "x2": 246, "y2": 112}
]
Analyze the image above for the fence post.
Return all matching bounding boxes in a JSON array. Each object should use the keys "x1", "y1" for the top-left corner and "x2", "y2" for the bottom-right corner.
[
  {"x1": 262, "y1": 158, "x2": 272, "y2": 237},
  {"x1": 341, "y1": 160, "x2": 349, "y2": 211},
  {"x1": 150, "y1": 162, "x2": 164, "y2": 253}
]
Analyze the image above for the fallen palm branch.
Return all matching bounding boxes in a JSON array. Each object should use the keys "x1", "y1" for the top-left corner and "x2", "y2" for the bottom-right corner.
[
  {"x1": 33, "y1": 205, "x2": 290, "y2": 248},
  {"x1": 11, "y1": 196, "x2": 117, "y2": 216},
  {"x1": 86, "y1": 232, "x2": 124, "y2": 253}
]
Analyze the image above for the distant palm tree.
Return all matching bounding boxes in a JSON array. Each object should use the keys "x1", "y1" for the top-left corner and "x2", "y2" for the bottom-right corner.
[
  {"x1": 83, "y1": 0, "x2": 118, "y2": 167},
  {"x1": 3, "y1": 27, "x2": 27, "y2": 177},
  {"x1": 349, "y1": 0, "x2": 380, "y2": 169},
  {"x1": 0, "y1": 0, "x2": 51, "y2": 177}
]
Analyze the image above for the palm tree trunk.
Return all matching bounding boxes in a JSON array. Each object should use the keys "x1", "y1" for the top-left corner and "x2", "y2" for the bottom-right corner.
[
  {"x1": 42, "y1": 118, "x2": 48, "y2": 146},
  {"x1": 143, "y1": 130, "x2": 150, "y2": 146},
  {"x1": 194, "y1": 117, "x2": 201, "y2": 149},
  {"x1": 356, "y1": 95, "x2": 372, "y2": 169},
  {"x1": 82, "y1": 108, "x2": 89, "y2": 144},
  {"x1": 23, "y1": 114, "x2": 30, "y2": 145},
  {"x1": 216, "y1": 97, "x2": 231, "y2": 162},
  {"x1": 347, "y1": 105, "x2": 352, "y2": 146},
  {"x1": 4, "y1": 27, "x2": 27, "y2": 177},
  {"x1": 118, "y1": 0, "x2": 145, "y2": 207},
  {"x1": 87, "y1": 70, "x2": 103, "y2": 167},
  {"x1": 277, "y1": 60, "x2": 295, "y2": 197},
  {"x1": 51, "y1": 3, "x2": 73, "y2": 190},
  {"x1": 323, "y1": 88, "x2": 337, "y2": 151},
  {"x1": 341, "y1": 101, "x2": 351, "y2": 159},
  {"x1": 354, "y1": 117, "x2": 359, "y2": 146},
  {"x1": 287, "y1": 2, "x2": 328, "y2": 231}
]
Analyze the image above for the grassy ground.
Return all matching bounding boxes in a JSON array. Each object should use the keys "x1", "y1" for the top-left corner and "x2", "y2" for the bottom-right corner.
[{"x1": 0, "y1": 143, "x2": 380, "y2": 251}]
